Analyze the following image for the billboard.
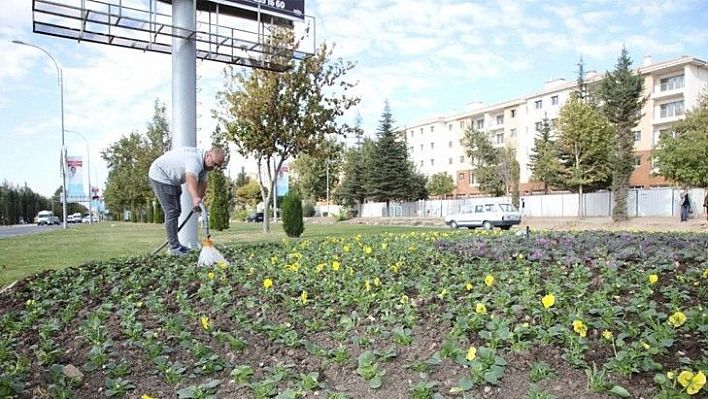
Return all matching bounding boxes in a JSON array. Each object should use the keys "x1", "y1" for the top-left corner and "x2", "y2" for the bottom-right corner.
[
  {"x1": 158, "y1": 0, "x2": 305, "y2": 22},
  {"x1": 276, "y1": 166, "x2": 289, "y2": 196}
]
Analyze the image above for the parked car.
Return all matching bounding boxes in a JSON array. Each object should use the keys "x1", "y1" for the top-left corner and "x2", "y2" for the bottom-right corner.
[
  {"x1": 246, "y1": 212, "x2": 264, "y2": 223},
  {"x1": 444, "y1": 203, "x2": 521, "y2": 230},
  {"x1": 67, "y1": 213, "x2": 83, "y2": 223},
  {"x1": 82, "y1": 215, "x2": 99, "y2": 223}
]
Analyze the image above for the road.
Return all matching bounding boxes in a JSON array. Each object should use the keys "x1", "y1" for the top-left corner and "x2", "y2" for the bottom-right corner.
[{"x1": 0, "y1": 224, "x2": 63, "y2": 239}]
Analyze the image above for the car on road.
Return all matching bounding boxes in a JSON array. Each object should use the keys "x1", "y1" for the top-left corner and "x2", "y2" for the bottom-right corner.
[
  {"x1": 36, "y1": 210, "x2": 60, "y2": 225},
  {"x1": 246, "y1": 212, "x2": 264, "y2": 223},
  {"x1": 444, "y1": 203, "x2": 521, "y2": 230},
  {"x1": 82, "y1": 215, "x2": 99, "y2": 223}
]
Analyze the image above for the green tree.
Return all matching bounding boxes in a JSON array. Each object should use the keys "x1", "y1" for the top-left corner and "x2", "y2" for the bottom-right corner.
[
  {"x1": 102, "y1": 100, "x2": 171, "y2": 222},
  {"x1": 236, "y1": 181, "x2": 261, "y2": 210},
  {"x1": 363, "y1": 102, "x2": 416, "y2": 215},
  {"x1": 427, "y1": 172, "x2": 455, "y2": 213},
  {"x1": 334, "y1": 143, "x2": 367, "y2": 212},
  {"x1": 206, "y1": 127, "x2": 231, "y2": 231},
  {"x1": 555, "y1": 95, "x2": 614, "y2": 217},
  {"x1": 528, "y1": 115, "x2": 561, "y2": 194},
  {"x1": 597, "y1": 47, "x2": 647, "y2": 222},
  {"x1": 281, "y1": 191, "x2": 304, "y2": 237},
  {"x1": 462, "y1": 126, "x2": 504, "y2": 196},
  {"x1": 652, "y1": 91, "x2": 708, "y2": 188},
  {"x1": 215, "y1": 30, "x2": 359, "y2": 233},
  {"x1": 290, "y1": 138, "x2": 343, "y2": 203}
]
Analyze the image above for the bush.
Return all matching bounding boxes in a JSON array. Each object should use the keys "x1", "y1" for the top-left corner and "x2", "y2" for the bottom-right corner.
[
  {"x1": 282, "y1": 192, "x2": 304, "y2": 237},
  {"x1": 302, "y1": 200, "x2": 316, "y2": 217}
]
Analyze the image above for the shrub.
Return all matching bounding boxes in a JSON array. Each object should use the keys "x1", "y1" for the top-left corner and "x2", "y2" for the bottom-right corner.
[
  {"x1": 282, "y1": 192, "x2": 304, "y2": 237},
  {"x1": 302, "y1": 200, "x2": 316, "y2": 217}
]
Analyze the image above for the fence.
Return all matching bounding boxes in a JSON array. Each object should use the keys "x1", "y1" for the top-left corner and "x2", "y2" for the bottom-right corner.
[{"x1": 315, "y1": 188, "x2": 707, "y2": 219}]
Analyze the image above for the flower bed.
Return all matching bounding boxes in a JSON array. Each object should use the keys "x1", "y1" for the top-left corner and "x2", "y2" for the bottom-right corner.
[{"x1": 0, "y1": 230, "x2": 706, "y2": 398}]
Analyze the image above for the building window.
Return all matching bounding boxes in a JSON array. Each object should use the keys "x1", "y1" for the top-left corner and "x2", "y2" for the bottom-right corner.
[
  {"x1": 459, "y1": 120, "x2": 465, "y2": 129},
  {"x1": 448, "y1": 157, "x2": 453, "y2": 165},
  {"x1": 633, "y1": 130, "x2": 641, "y2": 141},
  {"x1": 430, "y1": 142, "x2": 435, "y2": 150},
  {"x1": 534, "y1": 100, "x2": 542, "y2": 109},
  {"x1": 410, "y1": 130, "x2": 414, "y2": 137},
  {"x1": 408, "y1": 146, "x2": 413, "y2": 153},
  {"x1": 660, "y1": 74, "x2": 684, "y2": 92},
  {"x1": 510, "y1": 109, "x2": 516, "y2": 118},
  {"x1": 510, "y1": 128, "x2": 517, "y2": 137},
  {"x1": 420, "y1": 144, "x2": 424, "y2": 151},
  {"x1": 660, "y1": 100, "x2": 684, "y2": 118},
  {"x1": 430, "y1": 159, "x2": 435, "y2": 166},
  {"x1": 496, "y1": 114, "x2": 504, "y2": 125},
  {"x1": 448, "y1": 140, "x2": 453, "y2": 148},
  {"x1": 430, "y1": 126, "x2": 434, "y2": 132},
  {"x1": 460, "y1": 156, "x2": 465, "y2": 163},
  {"x1": 448, "y1": 123, "x2": 453, "y2": 131},
  {"x1": 458, "y1": 173, "x2": 465, "y2": 181},
  {"x1": 420, "y1": 128, "x2": 423, "y2": 134},
  {"x1": 535, "y1": 121, "x2": 543, "y2": 131},
  {"x1": 495, "y1": 132, "x2": 504, "y2": 144},
  {"x1": 633, "y1": 156, "x2": 641, "y2": 167},
  {"x1": 419, "y1": 160, "x2": 423, "y2": 167},
  {"x1": 551, "y1": 95, "x2": 559, "y2": 105},
  {"x1": 476, "y1": 119, "x2": 484, "y2": 129}
]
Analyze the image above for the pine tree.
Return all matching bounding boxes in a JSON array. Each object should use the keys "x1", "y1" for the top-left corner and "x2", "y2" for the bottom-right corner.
[
  {"x1": 207, "y1": 127, "x2": 231, "y2": 231},
  {"x1": 528, "y1": 115, "x2": 561, "y2": 194},
  {"x1": 598, "y1": 47, "x2": 647, "y2": 221}
]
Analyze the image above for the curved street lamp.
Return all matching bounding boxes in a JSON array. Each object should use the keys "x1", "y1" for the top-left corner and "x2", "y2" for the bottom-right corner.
[{"x1": 13, "y1": 40, "x2": 68, "y2": 229}]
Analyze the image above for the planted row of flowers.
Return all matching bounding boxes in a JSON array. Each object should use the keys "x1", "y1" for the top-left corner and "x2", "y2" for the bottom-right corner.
[{"x1": 0, "y1": 230, "x2": 705, "y2": 398}]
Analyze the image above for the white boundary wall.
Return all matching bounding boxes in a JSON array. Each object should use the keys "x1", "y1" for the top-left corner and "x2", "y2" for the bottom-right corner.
[{"x1": 316, "y1": 188, "x2": 707, "y2": 219}]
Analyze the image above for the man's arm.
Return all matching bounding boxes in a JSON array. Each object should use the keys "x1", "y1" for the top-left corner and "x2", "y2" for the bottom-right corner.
[{"x1": 185, "y1": 173, "x2": 202, "y2": 210}]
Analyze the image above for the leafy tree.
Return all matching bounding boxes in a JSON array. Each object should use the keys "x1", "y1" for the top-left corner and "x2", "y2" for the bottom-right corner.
[
  {"x1": 428, "y1": 172, "x2": 455, "y2": 212},
  {"x1": 528, "y1": 115, "x2": 561, "y2": 194},
  {"x1": 461, "y1": 126, "x2": 504, "y2": 196},
  {"x1": 597, "y1": 47, "x2": 647, "y2": 222},
  {"x1": 290, "y1": 138, "x2": 343, "y2": 203},
  {"x1": 236, "y1": 181, "x2": 262, "y2": 210},
  {"x1": 652, "y1": 91, "x2": 708, "y2": 188},
  {"x1": 102, "y1": 100, "x2": 171, "y2": 222},
  {"x1": 215, "y1": 29, "x2": 359, "y2": 233},
  {"x1": 555, "y1": 94, "x2": 614, "y2": 217},
  {"x1": 363, "y1": 102, "x2": 419, "y2": 215}
]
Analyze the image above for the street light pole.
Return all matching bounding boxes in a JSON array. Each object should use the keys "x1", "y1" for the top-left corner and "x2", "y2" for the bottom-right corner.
[
  {"x1": 13, "y1": 40, "x2": 68, "y2": 229},
  {"x1": 65, "y1": 130, "x2": 92, "y2": 224}
]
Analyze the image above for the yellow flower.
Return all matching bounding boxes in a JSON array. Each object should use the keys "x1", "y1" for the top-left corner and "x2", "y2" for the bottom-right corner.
[
  {"x1": 667, "y1": 371, "x2": 675, "y2": 380},
  {"x1": 484, "y1": 275, "x2": 494, "y2": 287},
  {"x1": 475, "y1": 303, "x2": 487, "y2": 314},
  {"x1": 465, "y1": 282, "x2": 473, "y2": 291},
  {"x1": 141, "y1": 395, "x2": 155, "y2": 399},
  {"x1": 263, "y1": 278, "x2": 273, "y2": 289},
  {"x1": 517, "y1": 253, "x2": 524, "y2": 260},
  {"x1": 437, "y1": 288, "x2": 447, "y2": 299},
  {"x1": 678, "y1": 370, "x2": 706, "y2": 395},
  {"x1": 668, "y1": 311, "x2": 687, "y2": 328},
  {"x1": 200, "y1": 316, "x2": 210, "y2": 330},
  {"x1": 400, "y1": 294, "x2": 409, "y2": 304},
  {"x1": 374, "y1": 277, "x2": 381, "y2": 287},
  {"x1": 343, "y1": 245, "x2": 351, "y2": 252},
  {"x1": 466, "y1": 346, "x2": 477, "y2": 361},
  {"x1": 364, "y1": 280, "x2": 371, "y2": 292},
  {"x1": 572, "y1": 320, "x2": 587, "y2": 337},
  {"x1": 207, "y1": 272, "x2": 215, "y2": 280},
  {"x1": 217, "y1": 261, "x2": 228, "y2": 270},
  {"x1": 602, "y1": 330, "x2": 613, "y2": 340},
  {"x1": 300, "y1": 291, "x2": 308, "y2": 305},
  {"x1": 648, "y1": 274, "x2": 658, "y2": 284},
  {"x1": 702, "y1": 269, "x2": 708, "y2": 279},
  {"x1": 541, "y1": 294, "x2": 555, "y2": 309},
  {"x1": 642, "y1": 342, "x2": 650, "y2": 350},
  {"x1": 381, "y1": 243, "x2": 388, "y2": 249},
  {"x1": 332, "y1": 261, "x2": 340, "y2": 271},
  {"x1": 364, "y1": 246, "x2": 372, "y2": 254}
]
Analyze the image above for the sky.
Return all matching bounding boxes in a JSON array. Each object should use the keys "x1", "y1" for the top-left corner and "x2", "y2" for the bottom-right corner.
[{"x1": 1, "y1": 0, "x2": 707, "y2": 198}]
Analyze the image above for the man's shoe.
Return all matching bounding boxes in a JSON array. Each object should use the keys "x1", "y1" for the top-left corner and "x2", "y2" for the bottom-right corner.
[{"x1": 169, "y1": 246, "x2": 191, "y2": 256}]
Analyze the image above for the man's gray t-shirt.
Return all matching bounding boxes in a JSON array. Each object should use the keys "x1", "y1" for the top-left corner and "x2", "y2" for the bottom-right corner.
[{"x1": 149, "y1": 147, "x2": 207, "y2": 185}]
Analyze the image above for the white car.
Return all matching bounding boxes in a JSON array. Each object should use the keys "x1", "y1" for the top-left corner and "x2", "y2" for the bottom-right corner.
[
  {"x1": 82, "y1": 215, "x2": 100, "y2": 223},
  {"x1": 444, "y1": 203, "x2": 521, "y2": 230}
]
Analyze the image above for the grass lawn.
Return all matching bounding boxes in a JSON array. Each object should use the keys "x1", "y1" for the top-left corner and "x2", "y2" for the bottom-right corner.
[{"x1": 0, "y1": 221, "x2": 434, "y2": 287}]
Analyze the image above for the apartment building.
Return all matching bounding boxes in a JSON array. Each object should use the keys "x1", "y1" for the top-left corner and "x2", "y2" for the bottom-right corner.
[{"x1": 404, "y1": 55, "x2": 708, "y2": 197}]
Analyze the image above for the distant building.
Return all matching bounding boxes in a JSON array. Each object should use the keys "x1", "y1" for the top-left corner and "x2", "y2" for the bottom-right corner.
[{"x1": 404, "y1": 55, "x2": 708, "y2": 197}]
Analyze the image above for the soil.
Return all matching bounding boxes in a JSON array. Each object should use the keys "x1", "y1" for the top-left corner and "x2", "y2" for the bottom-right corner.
[{"x1": 1, "y1": 216, "x2": 706, "y2": 399}]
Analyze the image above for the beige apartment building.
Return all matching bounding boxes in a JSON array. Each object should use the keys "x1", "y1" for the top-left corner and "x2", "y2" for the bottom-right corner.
[{"x1": 404, "y1": 55, "x2": 708, "y2": 198}]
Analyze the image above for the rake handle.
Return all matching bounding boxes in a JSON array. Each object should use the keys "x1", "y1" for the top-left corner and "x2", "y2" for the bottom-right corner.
[{"x1": 150, "y1": 210, "x2": 195, "y2": 256}]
